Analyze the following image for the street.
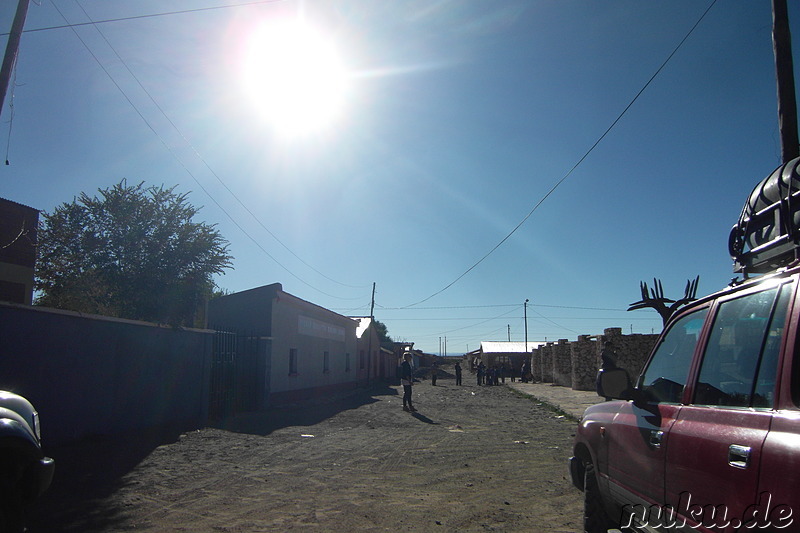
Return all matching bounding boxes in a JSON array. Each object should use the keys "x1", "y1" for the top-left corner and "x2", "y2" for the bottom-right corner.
[{"x1": 30, "y1": 369, "x2": 583, "y2": 532}]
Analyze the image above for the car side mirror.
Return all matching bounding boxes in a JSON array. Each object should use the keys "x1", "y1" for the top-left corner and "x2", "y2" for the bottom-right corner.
[{"x1": 597, "y1": 368, "x2": 634, "y2": 400}]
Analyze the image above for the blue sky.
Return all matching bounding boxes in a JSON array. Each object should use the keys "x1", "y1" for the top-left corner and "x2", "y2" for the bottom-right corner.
[{"x1": 1, "y1": 1, "x2": 798, "y2": 354}]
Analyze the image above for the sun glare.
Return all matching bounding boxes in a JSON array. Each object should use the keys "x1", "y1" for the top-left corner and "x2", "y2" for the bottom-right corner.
[{"x1": 241, "y1": 20, "x2": 348, "y2": 137}]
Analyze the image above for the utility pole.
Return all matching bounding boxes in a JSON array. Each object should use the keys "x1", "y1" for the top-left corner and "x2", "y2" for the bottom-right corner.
[
  {"x1": 524, "y1": 299, "x2": 529, "y2": 353},
  {"x1": 507, "y1": 325, "x2": 510, "y2": 341},
  {"x1": 773, "y1": 0, "x2": 799, "y2": 162},
  {"x1": 369, "y1": 282, "x2": 375, "y2": 319},
  {"x1": 0, "y1": 0, "x2": 30, "y2": 118},
  {"x1": 367, "y1": 282, "x2": 375, "y2": 388}
]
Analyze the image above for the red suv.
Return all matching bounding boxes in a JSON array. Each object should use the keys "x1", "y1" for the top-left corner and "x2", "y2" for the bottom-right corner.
[{"x1": 570, "y1": 158, "x2": 800, "y2": 532}]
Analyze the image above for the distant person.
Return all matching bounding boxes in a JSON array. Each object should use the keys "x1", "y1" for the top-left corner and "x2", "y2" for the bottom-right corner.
[
  {"x1": 431, "y1": 367, "x2": 437, "y2": 386},
  {"x1": 477, "y1": 363, "x2": 485, "y2": 386},
  {"x1": 401, "y1": 353, "x2": 417, "y2": 412},
  {"x1": 454, "y1": 362, "x2": 462, "y2": 386}
]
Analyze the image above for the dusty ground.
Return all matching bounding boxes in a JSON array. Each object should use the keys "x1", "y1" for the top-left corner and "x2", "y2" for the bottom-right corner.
[{"x1": 28, "y1": 368, "x2": 583, "y2": 532}]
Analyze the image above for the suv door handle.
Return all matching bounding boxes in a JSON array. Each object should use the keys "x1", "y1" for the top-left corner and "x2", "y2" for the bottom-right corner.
[
  {"x1": 728, "y1": 445, "x2": 751, "y2": 468},
  {"x1": 649, "y1": 430, "x2": 664, "y2": 448}
]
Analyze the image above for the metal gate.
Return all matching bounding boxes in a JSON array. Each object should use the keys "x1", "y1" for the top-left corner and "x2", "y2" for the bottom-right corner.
[{"x1": 209, "y1": 330, "x2": 262, "y2": 420}]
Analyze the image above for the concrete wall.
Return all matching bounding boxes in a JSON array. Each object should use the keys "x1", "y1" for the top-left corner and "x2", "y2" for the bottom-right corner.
[
  {"x1": 0, "y1": 302, "x2": 212, "y2": 445},
  {"x1": 207, "y1": 284, "x2": 277, "y2": 336}
]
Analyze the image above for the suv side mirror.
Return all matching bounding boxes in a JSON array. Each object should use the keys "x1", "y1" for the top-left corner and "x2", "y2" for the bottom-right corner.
[{"x1": 597, "y1": 368, "x2": 634, "y2": 400}]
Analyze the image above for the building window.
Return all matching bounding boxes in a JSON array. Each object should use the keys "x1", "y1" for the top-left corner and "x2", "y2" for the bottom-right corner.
[
  {"x1": 289, "y1": 348, "x2": 298, "y2": 376},
  {"x1": 345, "y1": 353, "x2": 351, "y2": 372},
  {"x1": 323, "y1": 351, "x2": 330, "y2": 373}
]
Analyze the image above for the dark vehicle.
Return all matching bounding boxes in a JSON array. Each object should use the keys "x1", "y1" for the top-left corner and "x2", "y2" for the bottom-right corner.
[
  {"x1": 0, "y1": 390, "x2": 54, "y2": 531},
  {"x1": 570, "y1": 157, "x2": 800, "y2": 532}
]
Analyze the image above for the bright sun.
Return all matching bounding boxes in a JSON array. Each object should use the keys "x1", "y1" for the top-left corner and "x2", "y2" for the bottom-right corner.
[{"x1": 241, "y1": 20, "x2": 348, "y2": 137}]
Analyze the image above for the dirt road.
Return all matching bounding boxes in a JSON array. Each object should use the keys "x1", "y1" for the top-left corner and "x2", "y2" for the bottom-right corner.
[{"x1": 30, "y1": 370, "x2": 583, "y2": 532}]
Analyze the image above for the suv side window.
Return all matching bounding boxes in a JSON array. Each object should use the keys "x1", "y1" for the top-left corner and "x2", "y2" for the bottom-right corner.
[
  {"x1": 694, "y1": 283, "x2": 791, "y2": 408},
  {"x1": 639, "y1": 308, "x2": 708, "y2": 403}
]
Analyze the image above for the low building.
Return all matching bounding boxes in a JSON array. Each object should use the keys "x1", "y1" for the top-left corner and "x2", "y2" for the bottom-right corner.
[
  {"x1": 477, "y1": 341, "x2": 542, "y2": 374},
  {"x1": 208, "y1": 283, "x2": 359, "y2": 406},
  {"x1": 0, "y1": 198, "x2": 39, "y2": 305},
  {"x1": 354, "y1": 317, "x2": 380, "y2": 384}
]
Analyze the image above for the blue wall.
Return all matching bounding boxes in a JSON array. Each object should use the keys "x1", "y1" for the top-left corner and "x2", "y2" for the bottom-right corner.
[{"x1": 0, "y1": 302, "x2": 212, "y2": 445}]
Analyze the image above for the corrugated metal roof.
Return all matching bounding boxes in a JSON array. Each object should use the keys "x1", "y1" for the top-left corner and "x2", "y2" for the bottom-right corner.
[{"x1": 480, "y1": 341, "x2": 544, "y2": 353}]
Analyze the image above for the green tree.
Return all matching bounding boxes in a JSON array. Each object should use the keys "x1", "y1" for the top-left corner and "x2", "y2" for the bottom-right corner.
[
  {"x1": 373, "y1": 319, "x2": 394, "y2": 350},
  {"x1": 35, "y1": 180, "x2": 233, "y2": 326}
]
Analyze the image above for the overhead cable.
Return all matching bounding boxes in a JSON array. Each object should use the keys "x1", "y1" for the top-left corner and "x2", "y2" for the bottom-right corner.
[{"x1": 401, "y1": 0, "x2": 719, "y2": 308}]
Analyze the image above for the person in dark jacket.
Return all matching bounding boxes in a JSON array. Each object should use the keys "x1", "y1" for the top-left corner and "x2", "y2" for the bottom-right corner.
[
  {"x1": 400, "y1": 353, "x2": 417, "y2": 412},
  {"x1": 596, "y1": 340, "x2": 618, "y2": 400}
]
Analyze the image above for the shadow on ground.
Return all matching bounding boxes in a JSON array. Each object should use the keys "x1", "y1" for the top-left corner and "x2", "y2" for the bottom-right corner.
[
  {"x1": 28, "y1": 426, "x2": 181, "y2": 532},
  {"x1": 26, "y1": 384, "x2": 397, "y2": 532},
  {"x1": 215, "y1": 383, "x2": 397, "y2": 436}
]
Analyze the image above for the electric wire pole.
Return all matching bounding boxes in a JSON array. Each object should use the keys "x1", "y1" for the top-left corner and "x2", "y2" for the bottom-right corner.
[
  {"x1": 773, "y1": 0, "x2": 799, "y2": 162},
  {"x1": 0, "y1": 0, "x2": 30, "y2": 119},
  {"x1": 524, "y1": 299, "x2": 529, "y2": 353}
]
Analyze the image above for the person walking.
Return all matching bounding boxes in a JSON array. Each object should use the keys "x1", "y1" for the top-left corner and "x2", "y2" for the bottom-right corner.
[
  {"x1": 454, "y1": 362, "x2": 462, "y2": 386},
  {"x1": 401, "y1": 353, "x2": 417, "y2": 412}
]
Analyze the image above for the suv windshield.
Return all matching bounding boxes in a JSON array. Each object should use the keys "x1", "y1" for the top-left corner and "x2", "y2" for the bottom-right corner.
[{"x1": 639, "y1": 308, "x2": 708, "y2": 403}]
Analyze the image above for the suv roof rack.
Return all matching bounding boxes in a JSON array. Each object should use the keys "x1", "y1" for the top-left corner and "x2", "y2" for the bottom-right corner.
[{"x1": 729, "y1": 156, "x2": 800, "y2": 275}]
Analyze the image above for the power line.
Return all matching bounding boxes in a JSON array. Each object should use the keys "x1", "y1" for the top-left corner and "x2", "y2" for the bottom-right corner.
[
  {"x1": 50, "y1": 0, "x2": 367, "y2": 301},
  {"x1": 375, "y1": 303, "x2": 627, "y2": 311},
  {"x1": 401, "y1": 0, "x2": 719, "y2": 309},
  {"x1": 2, "y1": 0, "x2": 285, "y2": 36},
  {"x1": 68, "y1": 0, "x2": 369, "y2": 291},
  {"x1": 380, "y1": 316, "x2": 655, "y2": 321}
]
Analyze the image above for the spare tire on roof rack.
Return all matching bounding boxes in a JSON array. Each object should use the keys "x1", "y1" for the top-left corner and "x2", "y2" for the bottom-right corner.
[{"x1": 729, "y1": 156, "x2": 800, "y2": 275}]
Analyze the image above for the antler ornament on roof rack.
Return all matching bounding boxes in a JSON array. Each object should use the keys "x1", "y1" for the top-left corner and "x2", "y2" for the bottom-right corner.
[{"x1": 627, "y1": 276, "x2": 700, "y2": 327}]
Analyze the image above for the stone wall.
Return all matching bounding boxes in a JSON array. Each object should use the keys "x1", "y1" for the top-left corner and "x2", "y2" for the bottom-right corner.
[
  {"x1": 531, "y1": 327, "x2": 659, "y2": 391},
  {"x1": 571, "y1": 335, "x2": 598, "y2": 391},
  {"x1": 598, "y1": 328, "x2": 658, "y2": 384},
  {"x1": 531, "y1": 350, "x2": 542, "y2": 382},
  {"x1": 540, "y1": 343, "x2": 553, "y2": 382},
  {"x1": 552, "y1": 339, "x2": 572, "y2": 386}
]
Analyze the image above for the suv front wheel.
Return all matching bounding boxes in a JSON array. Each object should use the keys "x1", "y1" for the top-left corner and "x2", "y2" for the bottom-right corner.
[{"x1": 583, "y1": 462, "x2": 615, "y2": 533}]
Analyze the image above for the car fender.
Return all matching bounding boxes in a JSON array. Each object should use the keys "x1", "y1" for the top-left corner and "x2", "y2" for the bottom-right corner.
[
  {"x1": 0, "y1": 391, "x2": 40, "y2": 443},
  {"x1": 0, "y1": 417, "x2": 42, "y2": 461},
  {"x1": 573, "y1": 401, "x2": 626, "y2": 485}
]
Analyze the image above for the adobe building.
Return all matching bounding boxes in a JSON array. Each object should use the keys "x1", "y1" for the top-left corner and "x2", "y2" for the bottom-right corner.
[
  {"x1": 0, "y1": 198, "x2": 38, "y2": 305},
  {"x1": 208, "y1": 283, "x2": 359, "y2": 406}
]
